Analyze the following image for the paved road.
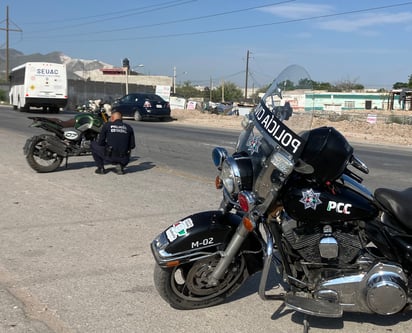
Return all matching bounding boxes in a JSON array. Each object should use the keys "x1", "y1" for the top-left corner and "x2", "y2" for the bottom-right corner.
[{"x1": 1, "y1": 108, "x2": 412, "y2": 333}]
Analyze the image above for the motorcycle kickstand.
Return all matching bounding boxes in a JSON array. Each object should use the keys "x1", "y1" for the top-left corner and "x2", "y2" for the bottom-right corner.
[{"x1": 303, "y1": 314, "x2": 310, "y2": 333}]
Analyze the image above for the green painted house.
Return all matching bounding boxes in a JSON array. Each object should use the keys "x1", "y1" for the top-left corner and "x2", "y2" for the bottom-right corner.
[{"x1": 305, "y1": 92, "x2": 387, "y2": 112}]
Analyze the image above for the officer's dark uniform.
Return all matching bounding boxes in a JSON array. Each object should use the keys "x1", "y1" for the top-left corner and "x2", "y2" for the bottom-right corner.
[{"x1": 91, "y1": 118, "x2": 135, "y2": 174}]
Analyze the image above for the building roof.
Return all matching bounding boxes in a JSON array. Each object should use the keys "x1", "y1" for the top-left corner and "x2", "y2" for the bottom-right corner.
[{"x1": 101, "y1": 67, "x2": 125, "y2": 75}]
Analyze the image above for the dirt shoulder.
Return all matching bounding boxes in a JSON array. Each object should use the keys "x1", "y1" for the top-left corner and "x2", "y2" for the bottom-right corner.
[{"x1": 171, "y1": 109, "x2": 412, "y2": 147}]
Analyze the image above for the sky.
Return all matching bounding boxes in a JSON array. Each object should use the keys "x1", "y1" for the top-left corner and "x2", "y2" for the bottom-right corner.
[{"x1": 4, "y1": 0, "x2": 412, "y2": 89}]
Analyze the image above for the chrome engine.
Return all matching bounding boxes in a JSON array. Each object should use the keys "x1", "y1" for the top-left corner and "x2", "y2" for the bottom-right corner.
[
  {"x1": 315, "y1": 262, "x2": 408, "y2": 315},
  {"x1": 281, "y1": 217, "x2": 363, "y2": 264},
  {"x1": 281, "y1": 217, "x2": 409, "y2": 316}
]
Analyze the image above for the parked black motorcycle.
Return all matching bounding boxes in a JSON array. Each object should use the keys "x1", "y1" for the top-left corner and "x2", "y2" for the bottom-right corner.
[
  {"x1": 151, "y1": 65, "x2": 412, "y2": 331},
  {"x1": 23, "y1": 109, "x2": 109, "y2": 172}
]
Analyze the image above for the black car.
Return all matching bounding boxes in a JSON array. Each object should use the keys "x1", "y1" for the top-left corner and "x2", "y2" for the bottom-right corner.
[{"x1": 111, "y1": 93, "x2": 171, "y2": 121}]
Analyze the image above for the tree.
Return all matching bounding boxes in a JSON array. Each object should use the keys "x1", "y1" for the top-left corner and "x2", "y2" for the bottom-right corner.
[
  {"x1": 312, "y1": 81, "x2": 334, "y2": 91},
  {"x1": 391, "y1": 74, "x2": 412, "y2": 89},
  {"x1": 0, "y1": 89, "x2": 6, "y2": 102},
  {"x1": 296, "y1": 78, "x2": 315, "y2": 89},
  {"x1": 175, "y1": 81, "x2": 203, "y2": 99},
  {"x1": 393, "y1": 82, "x2": 408, "y2": 89},
  {"x1": 333, "y1": 78, "x2": 364, "y2": 92},
  {"x1": 211, "y1": 81, "x2": 243, "y2": 102}
]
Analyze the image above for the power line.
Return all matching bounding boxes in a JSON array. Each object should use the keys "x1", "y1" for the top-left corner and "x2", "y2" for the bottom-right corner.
[
  {"x1": 22, "y1": 0, "x2": 198, "y2": 28},
  {"x1": 77, "y1": 1, "x2": 412, "y2": 42},
  {"x1": 16, "y1": 1, "x2": 412, "y2": 42},
  {"x1": 80, "y1": 0, "x2": 296, "y2": 35},
  {"x1": 9, "y1": 1, "x2": 412, "y2": 88},
  {"x1": 22, "y1": 0, "x2": 295, "y2": 38},
  {"x1": 62, "y1": 0, "x2": 197, "y2": 29},
  {"x1": 189, "y1": 70, "x2": 245, "y2": 86}
]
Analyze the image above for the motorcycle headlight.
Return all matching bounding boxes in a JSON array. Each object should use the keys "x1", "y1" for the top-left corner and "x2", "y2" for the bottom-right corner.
[
  {"x1": 220, "y1": 155, "x2": 253, "y2": 195},
  {"x1": 221, "y1": 158, "x2": 236, "y2": 193}
]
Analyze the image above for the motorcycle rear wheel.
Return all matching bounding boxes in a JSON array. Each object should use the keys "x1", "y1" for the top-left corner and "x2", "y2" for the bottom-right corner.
[
  {"x1": 26, "y1": 137, "x2": 63, "y2": 173},
  {"x1": 154, "y1": 254, "x2": 248, "y2": 309}
]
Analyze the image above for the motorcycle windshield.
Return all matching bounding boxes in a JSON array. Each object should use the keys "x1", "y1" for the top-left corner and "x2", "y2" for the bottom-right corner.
[{"x1": 251, "y1": 64, "x2": 314, "y2": 160}]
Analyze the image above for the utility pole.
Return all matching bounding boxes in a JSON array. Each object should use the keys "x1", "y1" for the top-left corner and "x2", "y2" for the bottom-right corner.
[
  {"x1": 0, "y1": 6, "x2": 22, "y2": 81},
  {"x1": 244, "y1": 50, "x2": 250, "y2": 101},
  {"x1": 173, "y1": 66, "x2": 176, "y2": 94},
  {"x1": 209, "y1": 77, "x2": 212, "y2": 101}
]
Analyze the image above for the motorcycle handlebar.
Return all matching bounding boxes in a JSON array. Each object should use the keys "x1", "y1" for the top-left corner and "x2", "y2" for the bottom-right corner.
[
  {"x1": 342, "y1": 154, "x2": 369, "y2": 184},
  {"x1": 350, "y1": 155, "x2": 369, "y2": 174},
  {"x1": 344, "y1": 167, "x2": 364, "y2": 184}
]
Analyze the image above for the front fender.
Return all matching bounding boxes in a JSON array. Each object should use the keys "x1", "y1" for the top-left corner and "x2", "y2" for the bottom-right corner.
[{"x1": 151, "y1": 210, "x2": 244, "y2": 268}]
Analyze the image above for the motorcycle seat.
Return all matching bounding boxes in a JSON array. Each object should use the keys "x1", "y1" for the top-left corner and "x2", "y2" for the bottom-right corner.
[
  {"x1": 29, "y1": 116, "x2": 76, "y2": 128},
  {"x1": 374, "y1": 187, "x2": 412, "y2": 230},
  {"x1": 48, "y1": 118, "x2": 76, "y2": 128}
]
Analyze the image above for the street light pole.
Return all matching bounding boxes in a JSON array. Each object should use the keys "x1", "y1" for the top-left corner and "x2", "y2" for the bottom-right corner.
[
  {"x1": 125, "y1": 67, "x2": 129, "y2": 95},
  {"x1": 122, "y1": 58, "x2": 130, "y2": 95}
]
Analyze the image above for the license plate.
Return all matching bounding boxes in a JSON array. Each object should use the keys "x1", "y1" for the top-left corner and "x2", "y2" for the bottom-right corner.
[{"x1": 156, "y1": 104, "x2": 162, "y2": 108}]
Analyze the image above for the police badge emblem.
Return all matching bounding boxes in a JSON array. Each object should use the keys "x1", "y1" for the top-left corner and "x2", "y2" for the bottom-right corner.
[{"x1": 247, "y1": 134, "x2": 262, "y2": 155}]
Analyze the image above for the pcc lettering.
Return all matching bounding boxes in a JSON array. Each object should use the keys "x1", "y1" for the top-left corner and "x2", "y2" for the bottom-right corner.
[{"x1": 327, "y1": 201, "x2": 352, "y2": 214}]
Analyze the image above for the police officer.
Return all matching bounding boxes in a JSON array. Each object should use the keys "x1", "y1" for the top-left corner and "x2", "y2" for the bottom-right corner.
[{"x1": 91, "y1": 111, "x2": 135, "y2": 175}]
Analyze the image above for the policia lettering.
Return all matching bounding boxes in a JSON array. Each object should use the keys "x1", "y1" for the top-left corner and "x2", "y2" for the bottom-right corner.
[
  {"x1": 254, "y1": 106, "x2": 304, "y2": 157},
  {"x1": 110, "y1": 124, "x2": 128, "y2": 134}
]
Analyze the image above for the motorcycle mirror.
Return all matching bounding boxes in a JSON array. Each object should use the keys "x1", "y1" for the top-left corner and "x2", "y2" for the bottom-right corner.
[
  {"x1": 276, "y1": 87, "x2": 283, "y2": 99},
  {"x1": 212, "y1": 147, "x2": 229, "y2": 168}
]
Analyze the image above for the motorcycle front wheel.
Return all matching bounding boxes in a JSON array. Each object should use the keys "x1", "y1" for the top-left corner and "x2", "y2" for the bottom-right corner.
[
  {"x1": 154, "y1": 254, "x2": 248, "y2": 309},
  {"x1": 26, "y1": 137, "x2": 63, "y2": 173}
]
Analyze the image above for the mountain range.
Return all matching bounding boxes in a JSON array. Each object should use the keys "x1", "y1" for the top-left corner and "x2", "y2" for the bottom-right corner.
[{"x1": 0, "y1": 49, "x2": 113, "y2": 80}]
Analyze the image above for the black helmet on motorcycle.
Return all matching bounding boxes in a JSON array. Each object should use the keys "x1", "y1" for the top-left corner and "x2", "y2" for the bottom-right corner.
[{"x1": 300, "y1": 127, "x2": 353, "y2": 183}]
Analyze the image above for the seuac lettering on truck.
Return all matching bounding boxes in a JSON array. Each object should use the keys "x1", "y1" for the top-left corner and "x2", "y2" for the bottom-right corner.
[{"x1": 9, "y1": 62, "x2": 68, "y2": 113}]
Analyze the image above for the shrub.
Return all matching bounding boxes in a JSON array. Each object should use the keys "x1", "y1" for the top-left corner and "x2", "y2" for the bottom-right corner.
[{"x1": 328, "y1": 113, "x2": 352, "y2": 122}]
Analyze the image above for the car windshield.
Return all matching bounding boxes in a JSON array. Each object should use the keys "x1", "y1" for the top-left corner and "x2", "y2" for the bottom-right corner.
[
  {"x1": 122, "y1": 93, "x2": 165, "y2": 103},
  {"x1": 121, "y1": 95, "x2": 136, "y2": 103},
  {"x1": 146, "y1": 94, "x2": 164, "y2": 102}
]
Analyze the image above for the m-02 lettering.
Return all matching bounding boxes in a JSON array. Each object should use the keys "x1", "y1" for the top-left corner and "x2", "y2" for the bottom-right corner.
[{"x1": 191, "y1": 237, "x2": 214, "y2": 249}]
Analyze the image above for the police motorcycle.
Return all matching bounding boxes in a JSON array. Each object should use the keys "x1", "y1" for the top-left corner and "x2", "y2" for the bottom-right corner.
[
  {"x1": 151, "y1": 64, "x2": 412, "y2": 330},
  {"x1": 23, "y1": 108, "x2": 109, "y2": 173}
]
